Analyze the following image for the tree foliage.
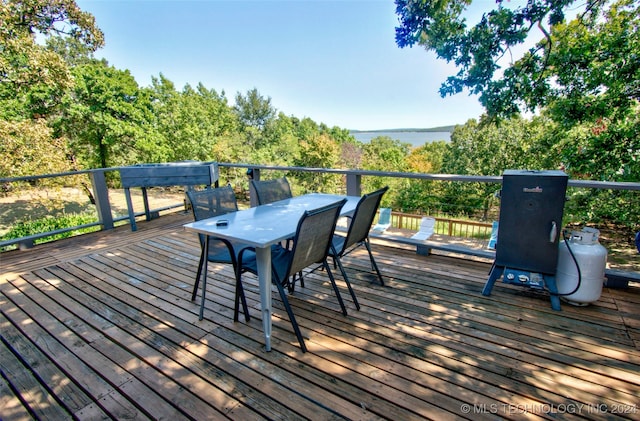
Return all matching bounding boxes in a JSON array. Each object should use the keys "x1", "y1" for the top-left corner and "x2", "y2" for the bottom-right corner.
[
  {"x1": 543, "y1": 0, "x2": 640, "y2": 181},
  {"x1": 438, "y1": 116, "x2": 548, "y2": 218},
  {"x1": 395, "y1": 0, "x2": 639, "y2": 185},
  {"x1": 56, "y1": 60, "x2": 156, "y2": 168},
  {"x1": 0, "y1": 0, "x2": 104, "y2": 118},
  {"x1": 234, "y1": 88, "x2": 277, "y2": 130},
  {"x1": 293, "y1": 133, "x2": 341, "y2": 193},
  {"x1": 0, "y1": 119, "x2": 69, "y2": 177},
  {"x1": 150, "y1": 75, "x2": 237, "y2": 163},
  {"x1": 395, "y1": 0, "x2": 639, "y2": 116},
  {"x1": 442, "y1": 116, "x2": 549, "y2": 176},
  {"x1": 361, "y1": 136, "x2": 412, "y2": 206},
  {"x1": 0, "y1": 0, "x2": 104, "y2": 178}
]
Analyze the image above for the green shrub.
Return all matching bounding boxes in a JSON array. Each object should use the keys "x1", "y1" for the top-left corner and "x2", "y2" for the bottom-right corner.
[{"x1": 1, "y1": 212, "x2": 100, "y2": 251}]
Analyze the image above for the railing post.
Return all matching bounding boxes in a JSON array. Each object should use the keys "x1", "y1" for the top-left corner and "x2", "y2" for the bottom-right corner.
[
  {"x1": 248, "y1": 168, "x2": 260, "y2": 207},
  {"x1": 346, "y1": 173, "x2": 361, "y2": 196},
  {"x1": 90, "y1": 169, "x2": 114, "y2": 230}
]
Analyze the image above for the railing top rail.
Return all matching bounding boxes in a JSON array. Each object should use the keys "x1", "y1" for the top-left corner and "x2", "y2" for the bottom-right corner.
[
  {"x1": 2, "y1": 162, "x2": 639, "y2": 191},
  {"x1": 0, "y1": 161, "x2": 215, "y2": 183},
  {"x1": 1, "y1": 169, "x2": 94, "y2": 183},
  {"x1": 219, "y1": 163, "x2": 640, "y2": 191}
]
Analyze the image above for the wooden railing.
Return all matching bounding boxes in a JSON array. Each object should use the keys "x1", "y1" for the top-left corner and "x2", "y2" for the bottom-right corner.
[
  {"x1": 3, "y1": 162, "x2": 638, "y2": 244},
  {"x1": 389, "y1": 211, "x2": 493, "y2": 240},
  {"x1": 2, "y1": 162, "x2": 639, "y2": 285}
]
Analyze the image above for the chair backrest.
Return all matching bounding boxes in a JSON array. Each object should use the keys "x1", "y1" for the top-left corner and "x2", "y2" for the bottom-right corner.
[
  {"x1": 419, "y1": 217, "x2": 435, "y2": 232},
  {"x1": 339, "y1": 186, "x2": 388, "y2": 253},
  {"x1": 250, "y1": 177, "x2": 292, "y2": 205},
  {"x1": 287, "y1": 199, "x2": 347, "y2": 277},
  {"x1": 488, "y1": 221, "x2": 499, "y2": 250},
  {"x1": 411, "y1": 217, "x2": 436, "y2": 240},
  {"x1": 187, "y1": 185, "x2": 238, "y2": 221},
  {"x1": 186, "y1": 185, "x2": 238, "y2": 249},
  {"x1": 377, "y1": 208, "x2": 391, "y2": 225}
]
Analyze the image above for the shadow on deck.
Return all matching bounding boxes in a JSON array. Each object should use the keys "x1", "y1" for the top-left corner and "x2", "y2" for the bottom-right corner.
[{"x1": 2, "y1": 212, "x2": 639, "y2": 420}]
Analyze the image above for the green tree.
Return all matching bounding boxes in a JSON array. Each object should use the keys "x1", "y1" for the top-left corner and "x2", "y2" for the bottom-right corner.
[
  {"x1": 321, "y1": 125, "x2": 362, "y2": 169},
  {"x1": 293, "y1": 133, "x2": 341, "y2": 193},
  {"x1": 0, "y1": 119, "x2": 70, "y2": 178},
  {"x1": 362, "y1": 136, "x2": 411, "y2": 172},
  {"x1": 46, "y1": 34, "x2": 97, "y2": 67},
  {"x1": 396, "y1": 140, "x2": 449, "y2": 213},
  {"x1": 324, "y1": 125, "x2": 355, "y2": 144},
  {"x1": 0, "y1": 0, "x2": 104, "y2": 177},
  {"x1": 395, "y1": 0, "x2": 639, "y2": 183},
  {"x1": 151, "y1": 75, "x2": 238, "y2": 162},
  {"x1": 395, "y1": 0, "x2": 637, "y2": 116},
  {"x1": 542, "y1": 1, "x2": 640, "y2": 182},
  {"x1": 443, "y1": 116, "x2": 548, "y2": 176},
  {"x1": 437, "y1": 117, "x2": 551, "y2": 218},
  {"x1": 260, "y1": 113, "x2": 301, "y2": 165},
  {"x1": 406, "y1": 140, "x2": 447, "y2": 174},
  {"x1": 361, "y1": 136, "x2": 411, "y2": 206},
  {"x1": 0, "y1": 0, "x2": 104, "y2": 119},
  {"x1": 57, "y1": 60, "x2": 160, "y2": 169},
  {"x1": 234, "y1": 88, "x2": 277, "y2": 130},
  {"x1": 212, "y1": 133, "x2": 253, "y2": 166}
]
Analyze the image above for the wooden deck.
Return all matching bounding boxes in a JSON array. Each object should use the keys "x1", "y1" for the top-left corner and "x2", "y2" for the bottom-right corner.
[{"x1": 2, "y1": 212, "x2": 639, "y2": 420}]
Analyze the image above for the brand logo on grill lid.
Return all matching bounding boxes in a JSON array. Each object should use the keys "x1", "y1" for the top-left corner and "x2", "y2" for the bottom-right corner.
[{"x1": 523, "y1": 186, "x2": 543, "y2": 193}]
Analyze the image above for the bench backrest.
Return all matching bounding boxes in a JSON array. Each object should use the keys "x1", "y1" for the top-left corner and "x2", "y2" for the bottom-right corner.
[{"x1": 119, "y1": 162, "x2": 218, "y2": 188}]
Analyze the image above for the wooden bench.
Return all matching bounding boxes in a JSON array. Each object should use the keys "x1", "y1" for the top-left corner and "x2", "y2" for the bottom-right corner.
[
  {"x1": 367, "y1": 231, "x2": 496, "y2": 259},
  {"x1": 119, "y1": 162, "x2": 219, "y2": 231},
  {"x1": 368, "y1": 231, "x2": 637, "y2": 288},
  {"x1": 604, "y1": 268, "x2": 640, "y2": 289}
]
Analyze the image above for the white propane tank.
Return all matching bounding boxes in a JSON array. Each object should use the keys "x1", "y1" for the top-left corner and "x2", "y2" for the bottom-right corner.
[{"x1": 556, "y1": 227, "x2": 608, "y2": 305}]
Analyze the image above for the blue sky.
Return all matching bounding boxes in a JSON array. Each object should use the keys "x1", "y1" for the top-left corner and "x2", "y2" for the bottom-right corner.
[{"x1": 77, "y1": 0, "x2": 488, "y2": 131}]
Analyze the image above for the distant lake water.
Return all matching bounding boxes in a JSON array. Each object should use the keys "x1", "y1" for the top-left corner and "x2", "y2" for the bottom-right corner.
[{"x1": 350, "y1": 131, "x2": 451, "y2": 147}]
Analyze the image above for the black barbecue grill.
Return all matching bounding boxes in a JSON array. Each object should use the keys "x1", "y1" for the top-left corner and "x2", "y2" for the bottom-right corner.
[{"x1": 482, "y1": 170, "x2": 569, "y2": 310}]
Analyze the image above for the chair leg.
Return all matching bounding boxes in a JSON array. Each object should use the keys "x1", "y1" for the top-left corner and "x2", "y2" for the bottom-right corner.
[
  {"x1": 274, "y1": 280, "x2": 307, "y2": 352},
  {"x1": 198, "y1": 239, "x2": 210, "y2": 320},
  {"x1": 333, "y1": 256, "x2": 360, "y2": 311},
  {"x1": 288, "y1": 274, "x2": 295, "y2": 293},
  {"x1": 363, "y1": 238, "x2": 384, "y2": 286},
  {"x1": 322, "y1": 261, "x2": 348, "y2": 316},
  {"x1": 192, "y1": 248, "x2": 206, "y2": 301},
  {"x1": 288, "y1": 271, "x2": 305, "y2": 293},
  {"x1": 234, "y1": 269, "x2": 250, "y2": 322}
]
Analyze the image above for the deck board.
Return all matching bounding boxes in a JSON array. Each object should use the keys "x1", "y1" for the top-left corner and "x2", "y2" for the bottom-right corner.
[{"x1": 1, "y1": 212, "x2": 639, "y2": 420}]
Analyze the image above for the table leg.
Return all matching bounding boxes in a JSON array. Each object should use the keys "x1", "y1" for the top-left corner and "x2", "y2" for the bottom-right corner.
[{"x1": 255, "y1": 246, "x2": 272, "y2": 351}]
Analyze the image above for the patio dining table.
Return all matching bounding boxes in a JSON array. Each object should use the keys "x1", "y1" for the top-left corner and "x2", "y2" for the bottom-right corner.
[{"x1": 184, "y1": 193, "x2": 360, "y2": 351}]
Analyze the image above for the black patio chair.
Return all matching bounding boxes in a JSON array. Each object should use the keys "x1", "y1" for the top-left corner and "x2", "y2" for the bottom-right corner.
[
  {"x1": 329, "y1": 186, "x2": 389, "y2": 288},
  {"x1": 250, "y1": 176, "x2": 302, "y2": 287},
  {"x1": 250, "y1": 177, "x2": 292, "y2": 205},
  {"x1": 235, "y1": 199, "x2": 349, "y2": 352},
  {"x1": 186, "y1": 185, "x2": 250, "y2": 322}
]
